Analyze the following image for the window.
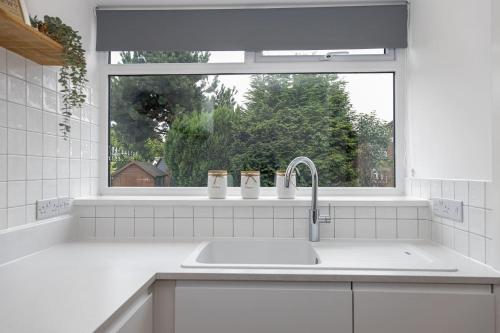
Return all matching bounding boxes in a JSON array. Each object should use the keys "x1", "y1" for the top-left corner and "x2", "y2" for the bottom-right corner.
[{"x1": 103, "y1": 50, "x2": 403, "y2": 192}]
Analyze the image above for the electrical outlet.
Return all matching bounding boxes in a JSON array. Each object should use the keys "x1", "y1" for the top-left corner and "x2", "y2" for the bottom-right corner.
[
  {"x1": 431, "y1": 198, "x2": 463, "y2": 222},
  {"x1": 36, "y1": 197, "x2": 71, "y2": 220}
]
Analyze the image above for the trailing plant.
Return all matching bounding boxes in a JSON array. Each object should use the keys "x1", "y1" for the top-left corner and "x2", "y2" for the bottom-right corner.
[{"x1": 31, "y1": 15, "x2": 88, "y2": 138}]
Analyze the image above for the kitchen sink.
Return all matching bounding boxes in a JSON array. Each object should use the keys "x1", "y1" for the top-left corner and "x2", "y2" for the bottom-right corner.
[
  {"x1": 182, "y1": 240, "x2": 321, "y2": 269},
  {"x1": 182, "y1": 239, "x2": 458, "y2": 272}
]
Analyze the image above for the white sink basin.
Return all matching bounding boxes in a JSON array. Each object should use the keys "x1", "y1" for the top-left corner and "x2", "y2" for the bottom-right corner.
[
  {"x1": 182, "y1": 240, "x2": 320, "y2": 269},
  {"x1": 182, "y1": 239, "x2": 457, "y2": 272}
]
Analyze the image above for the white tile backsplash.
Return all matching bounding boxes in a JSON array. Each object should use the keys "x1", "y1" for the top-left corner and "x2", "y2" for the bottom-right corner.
[
  {"x1": 0, "y1": 48, "x2": 99, "y2": 229},
  {"x1": 409, "y1": 177, "x2": 492, "y2": 265}
]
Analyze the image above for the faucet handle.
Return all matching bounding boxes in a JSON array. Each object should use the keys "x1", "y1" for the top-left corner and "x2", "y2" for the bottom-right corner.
[{"x1": 318, "y1": 215, "x2": 331, "y2": 224}]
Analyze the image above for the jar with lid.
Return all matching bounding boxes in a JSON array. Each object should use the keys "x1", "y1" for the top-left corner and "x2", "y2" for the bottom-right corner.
[
  {"x1": 207, "y1": 170, "x2": 228, "y2": 199},
  {"x1": 275, "y1": 170, "x2": 296, "y2": 199},
  {"x1": 240, "y1": 171, "x2": 260, "y2": 199}
]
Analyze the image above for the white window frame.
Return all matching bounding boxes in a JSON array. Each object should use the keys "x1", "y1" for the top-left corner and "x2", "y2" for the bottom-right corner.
[{"x1": 98, "y1": 49, "x2": 407, "y2": 197}]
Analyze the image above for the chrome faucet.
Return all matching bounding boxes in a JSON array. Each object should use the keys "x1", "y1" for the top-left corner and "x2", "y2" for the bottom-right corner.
[{"x1": 285, "y1": 157, "x2": 331, "y2": 242}]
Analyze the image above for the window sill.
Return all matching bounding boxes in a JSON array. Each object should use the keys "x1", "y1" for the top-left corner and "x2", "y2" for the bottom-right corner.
[{"x1": 73, "y1": 195, "x2": 428, "y2": 207}]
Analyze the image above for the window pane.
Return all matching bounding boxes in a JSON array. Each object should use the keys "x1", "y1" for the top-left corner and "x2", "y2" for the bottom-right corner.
[
  {"x1": 262, "y1": 49, "x2": 385, "y2": 56},
  {"x1": 109, "y1": 51, "x2": 245, "y2": 64},
  {"x1": 109, "y1": 72, "x2": 394, "y2": 187}
]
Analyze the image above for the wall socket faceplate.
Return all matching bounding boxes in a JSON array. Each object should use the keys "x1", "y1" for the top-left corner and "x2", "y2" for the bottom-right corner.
[
  {"x1": 431, "y1": 198, "x2": 463, "y2": 222},
  {"x1": 36, "y1": 197, "x2": 71, "y2": 221}
]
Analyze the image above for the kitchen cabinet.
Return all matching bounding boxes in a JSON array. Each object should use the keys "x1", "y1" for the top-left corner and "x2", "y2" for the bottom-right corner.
[
  {"x1": 174, "y1": 281, "x2": 352, "y2": 333},
  {"x1": 97, "y1": 291, "x2": 153, "y2": 333},
  {"x1": 353, "y1": 283, "x2": 495, "y2": 333}
]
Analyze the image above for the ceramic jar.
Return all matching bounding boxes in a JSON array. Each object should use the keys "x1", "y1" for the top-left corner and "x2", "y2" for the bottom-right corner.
[
  {"x1": 208, "y1": 170, "x2": 228, "y2": 199},
  {"x1": 275, "y1": 170, "x2": 296, "y2": 199},
  {"x1": 240, "y1": 171, "x2": 260, "y2": 199}
]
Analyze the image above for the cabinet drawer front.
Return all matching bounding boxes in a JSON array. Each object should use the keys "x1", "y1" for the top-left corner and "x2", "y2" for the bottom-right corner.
[
  {"x1": 353, "y1": 283, "x2": 495, "y2": 333},
  {"x1": 175, "y1": 281, "x2": 352, "y2": 333}
]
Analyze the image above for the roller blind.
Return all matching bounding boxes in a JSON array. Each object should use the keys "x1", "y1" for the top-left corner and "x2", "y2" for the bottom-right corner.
[{"x1": 96, "y1": 5, "x2": 408, "y2": 52}]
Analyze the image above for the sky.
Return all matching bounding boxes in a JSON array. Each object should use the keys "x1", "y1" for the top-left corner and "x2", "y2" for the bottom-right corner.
[{"x1": 110, "y1": 51, "x2": 394, "y2": 121}]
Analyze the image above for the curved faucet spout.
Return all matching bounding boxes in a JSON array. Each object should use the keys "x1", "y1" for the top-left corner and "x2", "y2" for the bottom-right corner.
[{"x1": 284, "y1": 157, "x2": 330, "y2": 242}]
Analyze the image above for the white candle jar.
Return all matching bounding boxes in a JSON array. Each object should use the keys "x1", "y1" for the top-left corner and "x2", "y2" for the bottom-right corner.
[
  {"x1": 240, "y1": 171, "x2": 260, "y2": 199},
  {"x1": 207, "y1": 170, "x2": 228, "y2": 199},
  {"x1": 275, "y1": 171, "x2": 296, "y2": 199}
]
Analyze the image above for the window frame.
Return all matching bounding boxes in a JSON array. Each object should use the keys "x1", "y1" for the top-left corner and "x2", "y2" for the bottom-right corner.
[{"x1": 98, "y1": 49, "x2": 407, "y2": 196}]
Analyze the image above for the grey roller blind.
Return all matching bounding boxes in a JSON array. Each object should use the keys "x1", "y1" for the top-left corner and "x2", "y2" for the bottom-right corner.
[{"x1": 96, "y1": 5, "x2": 407, "y2": 51}]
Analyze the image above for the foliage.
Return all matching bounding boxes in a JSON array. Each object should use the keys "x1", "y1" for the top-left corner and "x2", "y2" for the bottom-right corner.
[
  {"x1": 354, "y1": 112, "x2": 393, "y2": 186},
  {"x1": 31, "y1": 16, "x2": 87, "y2": 138},
  {"x1": 109, "y1": 52, "x2": 395, "y2": 188}
]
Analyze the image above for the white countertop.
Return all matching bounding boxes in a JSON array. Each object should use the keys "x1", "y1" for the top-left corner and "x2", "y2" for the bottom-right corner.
[
  {"x1": 0, "y1": 240, "x2": 498, "y2": 333},
  {"x1": 73, "y1": 195, "x2": 428, "y2": 207}
]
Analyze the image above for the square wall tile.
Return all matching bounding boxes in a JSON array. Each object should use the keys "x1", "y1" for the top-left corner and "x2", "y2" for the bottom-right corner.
[
  {"x1": 43, "y1": 134, "x2": 57, "y2": 157},
  {"x1": 442, "y1": 225, "x2": 454, "y2": 248},
  {"x1": 0, "y1": 100, "x2": 6, "y2": 126},
  {"x1": 454, "y1": 206, "x2": 469, "y2": 231},
  {"x1": 274, "y1": 218, "x2": 293, "y2": 238},
  {"x1": 43, "y1": 89, "x2": 57, "y2": 113},
  {"x1": 441, "y1": 181, "x2": 454, "y2": 199},
  {"x1": 42, "y1": 180, "x2": 56, "y2": 199},
  {"x1": 155, "y1": 218, "x2": 174, "y2": 238},
  {"x1": 0, "y1": 156, "x2": 6, "y2": 181},
  {"x1": 76, "y1": 206, "x2": 95, "y2": 218},
  {"x1": 469, "y1": 233, "x2": 486, "y2": 263},
  {"x1": 42, "y1": 157, "x2": 57, "y2": 179},
  {"x1": 335, "y1": 207, "x2": 355, "y2": 219},
  {"x1": 155, "y1": 206, "x2": 173, "y2": 218},
  {"x1": 96, "y1": 217, "x2": 114, "y2": 238},
  {"x1": 355, "y1": 207, "x2": 375, "y2": 219},
  {"x1": 115, "y1": 206, "x2": 134, "y2": 218},
  {"x1": 468, "y1": 207, "x2": 485, "y2": 236},
  {"x1": 234, "y1": 218, "x2": 253, "y2": 238},
  {"x1": 194, "y1": 206, "x2": 213, "y2": 218},
  {"x1": 214, "y1": 218, "x2": 233, "y2": 237},
  {"x1": 26, "y1": 132, "x2": 43, "y2": 156},
  {"x1": 0, "y1": 182, "x2": 6, "y2": 208},
  {"x1": 7, "y1": 51, "x2": 25, "y2": 79},
  {"x1": 454, "y1": 228, "x2": 469, "y2": 256},
  {"x1": 43, "y1": 67, "x2": 58, "y2": 91},
  {"x1": 27, "y1": 83, "x2": 42, "y2": 109},
  {"x1": 376, "y1": 219, "x2": 397, "y2": 239},
  {"x1": 174, "y1": 217, "x2": 193, "y2": 238},
  {"x1": 26, "y1": 107, "x2": 43, "y2": 132},
  {"x1": 254, "y1": 218, "x2": 273, "y2": 238},
  {"x1": 8, "y1": 128, "x2": 26, "y2": 155},
  {"x1": 335, "y1": 219, "x2": 355, "y2": 238},
  {"x1": 274, "y1": 207, "x2": 293, "y2": 219},
  {"x1": 0, "y1": 209, "x2": 6, "y2": 229},
  {"x1": 214, "y1": 206, "x2": 233, "y2": 218},
  {"x1": 194, "y1": 217, "x2": 213, "y2": 238},
  {"x1": 254, "y1": 207, "x2": 273, "y2": 219},
  {"x1": 355, "y1": 219, "x2": 375, "y2": 239},
  {"x1": 135, "y1": 218, "x2": 154, "y2": 237},
  {"x1": 174, "y1": 206, "x2": 193, "y2": 218},
  {"x1": 469, "y1": 181, "x2": 485, "y2": 208},
  {"x1": 431, "y1": 222, "x2": 442, "y2": 244},
  {"x1": 115, "y1": 218, "x2": 134, "y2": 238},
  {"x1": 430, "y1": 180, "x2": 442, "y2": 198},
  {"x1": 96, "y1": 206, "x2": 114, "y2": 217},
  {"x1": 293, "y1": 218, "x2": 308, "y2": 239},
  {"x1": 135, "y1": 206, "x2": 153, "y2": 218},
  {"x1": 397, "y1": 219, "x2": 418, "y2": 239},
  {"x1": 8, "y1": 155, "x2": 26, "y2": 181},
  {"x1": 7, "y1": 102, "x2": 26, "y2": 130},
  {"x1": 454, "y1": 181, "x2": 469, "y2": 204},
  {"x1": 79, "y1": 218, "x2": 95, "y2": 238},
  {"x1": 8, "y1": 206, "x2": 25, "y2": 227},
  {"x1": 397, "y1": 207, "x2": 418, "y2": 219},
  {"x1": 26, "y1": 60, "x2": 42, "y2": 85},
  {"x1": 7, "y1": 76, "x2": 26, "y2": 104},
  {"x1": 234, "y1": 206, "x2": 253, "y2": 218},
  {"x1": 57, "y1": 179, "x2": 69, "y2": 197},
  {"x1": 0, "y1": 127, "x2": 5, "y2": 154},
  {"x1": 418, "y1": 220, "x2": 431, "y2": 240},
  {"x1": 26, "y1": 180, "x2": 42, "y2": 205}
]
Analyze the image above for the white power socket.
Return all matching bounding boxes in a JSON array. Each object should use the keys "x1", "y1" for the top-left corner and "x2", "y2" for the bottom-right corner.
[
  {"x1": 36, "y1": 197, "x2": 71, "y2": 220},
  {"x1": 431, "y1": 198, "x2": 463, "y2": 222}
]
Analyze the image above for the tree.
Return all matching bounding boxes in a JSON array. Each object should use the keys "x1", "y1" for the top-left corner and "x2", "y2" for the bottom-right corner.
[
  {"x1": 231, "y1": 74, "x2": 359, "y2": 187},
  {"x1": 110, "y1": 51, "x2": 211, "y2": 160},
  {"x1": 353, "y1": 112, "x2": 393, "y2": 186}
]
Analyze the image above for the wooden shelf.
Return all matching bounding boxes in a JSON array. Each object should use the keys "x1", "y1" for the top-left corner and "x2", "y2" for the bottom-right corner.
[{"x1": 0, "y1": 8, "x2": 64, "y2": 66}]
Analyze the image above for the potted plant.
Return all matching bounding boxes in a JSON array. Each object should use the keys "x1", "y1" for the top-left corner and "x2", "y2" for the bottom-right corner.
[{"x1": 31, "y1": 15, "x2": 88, "y2": 138}]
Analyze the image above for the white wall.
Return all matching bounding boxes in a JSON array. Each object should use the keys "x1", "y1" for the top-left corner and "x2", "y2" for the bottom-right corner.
[{"x1": 407, "y1": 0, "x2": 493, "y2": 181}]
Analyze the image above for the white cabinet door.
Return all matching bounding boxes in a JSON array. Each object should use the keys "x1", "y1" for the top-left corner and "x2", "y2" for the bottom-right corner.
[
  {"x1": 175, "y1": 281, "x2": 352, "y2": 333},
  {"x1": 353, "y1": 283, "x2": 495, "y2": 333},
  {"x1": 97, "y1": 292, "x2": 153, "y2": 333}
]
